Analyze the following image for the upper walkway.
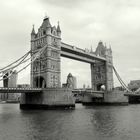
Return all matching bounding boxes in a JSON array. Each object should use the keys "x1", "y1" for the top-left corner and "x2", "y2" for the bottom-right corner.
[{"x1": 61, "y1": 42, "x2": 106, "y2": 63}]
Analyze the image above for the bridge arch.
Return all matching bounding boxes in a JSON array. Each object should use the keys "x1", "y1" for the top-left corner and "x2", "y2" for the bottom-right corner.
[
  {"x1": 34, "y1": 76, "x2": 46, "y2": 88},
  {"x1": 97, "y1": 83, "x2": 106, "y2": 91},
  {"x1": 3, "y1": 72, "x2": 9, "y2": 87}
]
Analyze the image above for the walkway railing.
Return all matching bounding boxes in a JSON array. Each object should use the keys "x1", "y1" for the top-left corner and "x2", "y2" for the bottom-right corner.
[{"x1": 0, "y1": 87, "x2": 42, "y2": 93}]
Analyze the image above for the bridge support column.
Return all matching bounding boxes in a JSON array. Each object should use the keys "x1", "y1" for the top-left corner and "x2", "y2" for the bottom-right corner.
[
  {"x1": 91, "y1": 41, "x2": 114, "y2": 92},
  {"x1": 20, "y1": 88, "x2": 75, "y2": 109},
  {"x1": 105, "y1": 58, "x2": 114, "y2": 91},
  {"x1": 103, "y1": 90, "x2": 128, "y2": 105},
  {"x1": 91, "y1": 62, "x2": 106, "y2": 91}
]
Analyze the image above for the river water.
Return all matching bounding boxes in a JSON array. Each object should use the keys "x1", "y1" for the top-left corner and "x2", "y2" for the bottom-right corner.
[{"x1": 0, "y1": 104, "x2": 140, "y2": 140}]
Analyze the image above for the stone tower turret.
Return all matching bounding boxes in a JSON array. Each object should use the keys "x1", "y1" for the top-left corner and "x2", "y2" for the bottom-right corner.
[
  {"x1": 30, "y1": 16, "x2": 61, "y2": 88},
  {"x1": 105, "y1": 46, "x2": 114, "y2": 91},
  {"x1": 91, "y1": 41, "x2": 114, "y2": 91},
  {"x1": 57, "y1": 22, "x2": 61, "y2": 37},
  {"x1": 31, "y1": 25, "x2": 36, "y2": 40}
]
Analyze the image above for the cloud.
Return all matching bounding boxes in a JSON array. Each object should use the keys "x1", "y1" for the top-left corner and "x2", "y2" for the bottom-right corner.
[
  {"x1": 40, "y1": 0, "x2": 84, "y2": 9},
  {"x1": 128, "y1": 68, "x2": 140, "y2": 72}
]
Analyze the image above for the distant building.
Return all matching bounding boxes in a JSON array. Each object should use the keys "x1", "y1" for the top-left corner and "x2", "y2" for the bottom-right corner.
[
  {"x1": 0, "y1": 70, "x2": 18, "y2": 101},
  {"x1": 114, "y1": 86, "x2": 125, "y2": 91},
  {"x1": 128, "y1": 80, "x2": 140, "y2": 91},
  {"x1": 83, "y1": 84, "x2": 91, "y2": 89},
  {"x1": 62, "y1": 73, "x2": 77, "y2": 89},
  {"x1": 3, "y1": 70, "x2": 17, "y2": 87},
  {"x1": 62, "y1": 83, "x2": 67, "y2": 88},
  {"x1": 17, "y1": 84, "x2": 30, "y2": 88}
]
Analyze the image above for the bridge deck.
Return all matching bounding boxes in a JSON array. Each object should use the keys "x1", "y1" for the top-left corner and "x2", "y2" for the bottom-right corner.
[
  {"x1": 72, "y1": 89, "x2": 104, "y2": 98},
  {"x1": 0, "y1": 87, "x2": 42, "y2": 93},
  {"x1": 0, "y1": 87, "x2": 104, "y2": 99},
  {"x1": 124, "y1": 93, "x2": 140, "y2": 97}
]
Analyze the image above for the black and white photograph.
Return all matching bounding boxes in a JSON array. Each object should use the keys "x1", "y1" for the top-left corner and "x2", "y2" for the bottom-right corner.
[{"x1": 0, "y1": 0, "x2": 140, "y2": 140}]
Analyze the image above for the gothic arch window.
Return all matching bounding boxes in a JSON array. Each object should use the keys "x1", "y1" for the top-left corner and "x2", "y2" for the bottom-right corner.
[
  {"x1": 97, "y1": 67, "x2": 100, "y2": 72},
  {"x1": 53, "y1": 38, "x2": 56, "y2": 42},
  {"x1": 34, "y1": 76, "x2": 46, "y2": 88},
  {"x1": 95, "y1": 76, "x2": 98, "y2": 80},
  {"x1": 53, "y1": 30, "x2": 57, "y2": 36},
  {"x1": 51, "y1": 65, "x2": 55, "y2": 69},
  {"x1": 43, "y1": 30, "x2": 46, "y2": 35},
  {"x1": 97, "y1": 84, "x2": 105, "y2": 91}
]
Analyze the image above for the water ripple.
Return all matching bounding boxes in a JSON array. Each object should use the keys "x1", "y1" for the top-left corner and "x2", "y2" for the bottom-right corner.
[{"x1": 0, "y1": 104, "x2": 140, "y2": 140}]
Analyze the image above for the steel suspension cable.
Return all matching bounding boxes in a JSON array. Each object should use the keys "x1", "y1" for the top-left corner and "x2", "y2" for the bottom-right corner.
[
  {"x1": 0, "y1": 51, "x2": 31, "y2": 71},
  {"x1": 134, "y1": 87, "x2": 140, "y2": 93},
  {"x1": 0, "y1": 44, "x2": 46, "y2": 78},
  {"x1": 0, "y1": 45, "x2": 47, "y2": 81},
  {"x1": 0, "y1": 53, "x2": 32, "y2": 78},
  {"x1": 0, "y1": 52, "x2": 30, "y2": 74},
  {"x1": 113, "y1": 67, "x2": 127, "y2": 88},
  {"x1": 114, "y1": 69, "x2": 129, "y2": 91},
  {"x1": 113, "y1": 66, "x2": 132, "y2": 92},
  {"x1": 113, "y1": 68, "x2": 129, "y2": 91}
]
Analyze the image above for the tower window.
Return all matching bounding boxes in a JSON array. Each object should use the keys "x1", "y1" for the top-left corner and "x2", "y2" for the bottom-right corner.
[
  {"x1": 43, "y1": 30, "x2": 46, "y2": 35},
  {"x1": 51, "y1": 65, "x2": 55, "y2": 69}
]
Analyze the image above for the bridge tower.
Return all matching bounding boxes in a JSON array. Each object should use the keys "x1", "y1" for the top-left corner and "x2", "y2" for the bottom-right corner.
[
  {"x1": 30, "y1": 16, "x2": 61, "y2": 88},
  {"x1": 91, "y1": 41, "x2": 114, "y2": 91}
]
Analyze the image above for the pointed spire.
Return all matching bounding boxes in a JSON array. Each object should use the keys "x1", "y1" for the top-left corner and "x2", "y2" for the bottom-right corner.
[
  {"x1": 42, "y1": 16, "x2": 51, "y2": 28},
  {"x1": 99, "y1": 40, "x2": 103, "y2": 45},
  {"x1": 98, "y1": 40, "x2": 104, "y2": 49},
  {"x1": 109, "y1": 44, "x2": 112, "y2": 52},
  {"x1": 44, "y1": 14, "x2": 49, "y2": 20},
  {"x1": 31, "y1": 24, "x2": 35, "y2": 35},
  {"x1": 57, "y1": 21, "x2": 61, "y2": 32}
]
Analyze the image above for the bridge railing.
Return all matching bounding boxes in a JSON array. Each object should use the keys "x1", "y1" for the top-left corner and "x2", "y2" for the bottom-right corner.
[{"x1": 0, "y1": 87, "x2": 42, "y2": 90}]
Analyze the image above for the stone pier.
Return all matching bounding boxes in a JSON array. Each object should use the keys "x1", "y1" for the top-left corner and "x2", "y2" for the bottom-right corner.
[
  {"x1": 82, "y1": 90, "x2": 128, "y2": 105},
  {"x1": 104, "y1": 90, "x2": 128, "y2": 105},
  {"x1": 20, "y1": 88, "x2": 75, "y2": 109}
]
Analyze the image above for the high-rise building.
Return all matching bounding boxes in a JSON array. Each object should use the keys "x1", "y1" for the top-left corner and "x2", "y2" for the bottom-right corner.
[
  {"x1": 0, "y1": 70, "x2": 18, "y2": 101},
  {"x1": 128, "y1": 80, "x2": 140, "y2": 91},
  {"x1": 62, "y1": 73, "x2": 77, "y2": 89}
]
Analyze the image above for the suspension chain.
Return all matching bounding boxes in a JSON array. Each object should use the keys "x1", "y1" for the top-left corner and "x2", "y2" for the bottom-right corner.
[{"x1": 0, "y1": 44, "x2": 47, "y2": 81}]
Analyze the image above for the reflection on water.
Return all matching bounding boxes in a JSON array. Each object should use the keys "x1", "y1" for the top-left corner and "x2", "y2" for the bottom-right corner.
[{"x1": 0, "y1": 104, "x2": 140, "y2": 140}]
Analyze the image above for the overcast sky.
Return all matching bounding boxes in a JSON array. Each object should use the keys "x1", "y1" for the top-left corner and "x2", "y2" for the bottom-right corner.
[{"x1": 0, "y1": 0, "x2": 140, "y2": 88}]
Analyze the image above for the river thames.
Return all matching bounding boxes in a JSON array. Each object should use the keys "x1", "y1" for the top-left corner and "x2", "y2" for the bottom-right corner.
[{"x1": 0, "y1": 103, "x2": 140, "y2": 140}]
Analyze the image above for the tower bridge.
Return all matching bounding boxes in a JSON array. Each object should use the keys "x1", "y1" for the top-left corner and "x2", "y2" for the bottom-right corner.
[
  {"x1": 30, "y1": 16, "x2": 113, "y2": 92},
  {"x1": 0, "y1": 16, "x2": 130, "y2": 108}
]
